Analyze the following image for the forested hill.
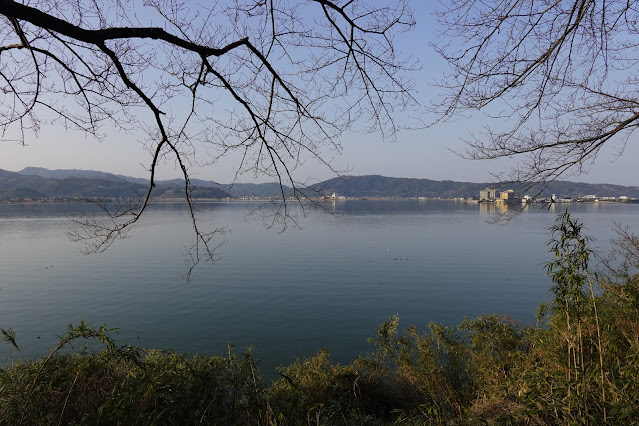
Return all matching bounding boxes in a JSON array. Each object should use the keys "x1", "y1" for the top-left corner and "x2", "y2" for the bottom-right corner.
[
  {"x1": 0, "y1": 169, "x2": 230, "y2": 200},
  {"x1": 310, "y1": 175, "x2": 639, "y2": 199},
  {"x1": 2, "y1": 168, "x2": 639, "y2": 200},
  {"x1": 309, "y1": 175, "x2": 484, "y2": 198}
]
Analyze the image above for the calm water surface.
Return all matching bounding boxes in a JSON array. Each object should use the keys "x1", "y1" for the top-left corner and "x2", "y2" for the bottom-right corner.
[{"x1": 1, "y1": 200, "x2": 637, "y2": 374}]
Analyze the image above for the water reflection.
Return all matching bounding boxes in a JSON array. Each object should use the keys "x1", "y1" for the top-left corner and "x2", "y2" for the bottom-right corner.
[{"x1": 1, "y1": 200, "x2": 638, "y2": 373}]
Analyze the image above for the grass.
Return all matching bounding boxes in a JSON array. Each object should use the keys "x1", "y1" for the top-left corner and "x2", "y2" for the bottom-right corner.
[{"x1": 2, "y1": 212, "x2": 639, "y2": 424}]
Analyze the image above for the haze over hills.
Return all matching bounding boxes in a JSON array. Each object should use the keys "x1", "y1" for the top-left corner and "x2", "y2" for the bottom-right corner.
[
  {"x1": 0, "y1": 168, "x2": 229, "y2": 200},
  {"x1": 1, "y1": 167, "x2": 638, "y2": 200},
  {"x1": 18, "y1": 167, "x2": 150, "y2": 185}
]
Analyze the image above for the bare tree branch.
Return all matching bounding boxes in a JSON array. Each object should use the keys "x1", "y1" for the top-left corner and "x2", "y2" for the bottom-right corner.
[
  {"x1": 433, "y1": 0, "x2": 639, "y2": 190},
  {"x1": 0, "y1": 0, "x2": 417, "y2": 278}
]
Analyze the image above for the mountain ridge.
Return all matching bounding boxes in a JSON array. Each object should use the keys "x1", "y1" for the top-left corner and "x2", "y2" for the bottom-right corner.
[
  {"x1": 2, "y1": 168, "x2": 638, "y2": 200},
  {"x1": 310, "y1": 175, "x2": 639, "y2": 199},
  {"x1": 2, "y1": 169, "x2": 229, "y2": 200}
]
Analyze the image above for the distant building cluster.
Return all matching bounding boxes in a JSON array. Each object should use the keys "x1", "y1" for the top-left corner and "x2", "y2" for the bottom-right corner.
[
  {"x1": 479, "y1": 187, "x2": 521, "y2": 204},
  {"x1": 478, "y1": 187, "x2": 635, "y2": 204},
  {"x1": 320, "y1": 192, "x2": 346, "y2": 201}
]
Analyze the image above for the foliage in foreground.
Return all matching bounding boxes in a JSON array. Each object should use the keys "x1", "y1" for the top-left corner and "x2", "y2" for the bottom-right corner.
[{"x1": 2, "y1": 213, "x2": 639, "y2": 424}]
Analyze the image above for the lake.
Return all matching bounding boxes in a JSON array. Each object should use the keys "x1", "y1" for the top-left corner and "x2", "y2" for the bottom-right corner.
[{"x1": 1, "y1": 199, "x2": 637, "y2": 374}]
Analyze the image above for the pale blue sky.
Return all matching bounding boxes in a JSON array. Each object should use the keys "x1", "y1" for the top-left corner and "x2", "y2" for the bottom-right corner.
[{"x1": 2, "y1": 1, "x2": 637, "y2": 186}]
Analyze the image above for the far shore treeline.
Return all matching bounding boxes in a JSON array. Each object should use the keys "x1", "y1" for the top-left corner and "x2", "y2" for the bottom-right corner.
[{"x1": 2, "y1": 167, "x2": 638, "y2": 201}]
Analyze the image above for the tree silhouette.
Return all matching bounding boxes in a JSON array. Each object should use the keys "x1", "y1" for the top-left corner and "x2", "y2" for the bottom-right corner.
[
  {"x1": 0, "y1": 0, "x2": 416, "y2": 277},
  {"x1": 434, "y1": 0, "x2": 638, "y2": 189}
]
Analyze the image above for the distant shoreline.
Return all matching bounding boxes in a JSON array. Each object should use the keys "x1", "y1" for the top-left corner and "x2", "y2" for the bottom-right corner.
[{"x1": 2, "y1": 197, "x2": 638, "y2": 205}]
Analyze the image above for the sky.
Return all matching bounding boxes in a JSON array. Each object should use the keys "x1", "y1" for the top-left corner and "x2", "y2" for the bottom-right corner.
[{"x1": 2, "y1": 1, "x2": 638, "y2": 186}]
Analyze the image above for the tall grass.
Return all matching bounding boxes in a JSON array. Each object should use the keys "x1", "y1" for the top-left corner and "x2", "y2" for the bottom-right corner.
[{"x1": 2, "y1": 212, "x2": 639, "y2": 424}]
